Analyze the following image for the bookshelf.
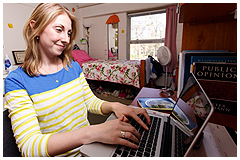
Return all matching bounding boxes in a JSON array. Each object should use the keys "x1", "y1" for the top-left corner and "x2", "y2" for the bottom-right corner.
[
  {"x1": 180, "y1": 3, "x2": 237, "y2": 52},
  {"x1": 178, "y1": 3, "x2": 237, "y2": 130}
]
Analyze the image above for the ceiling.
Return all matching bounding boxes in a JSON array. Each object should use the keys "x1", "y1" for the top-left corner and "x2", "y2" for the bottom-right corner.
[
  {"x1": 19, "y1": 3, "x2": 102, "y2": 9},
  {"x1": 77, "y1": 3, "x2": 103, "y2": 9}
]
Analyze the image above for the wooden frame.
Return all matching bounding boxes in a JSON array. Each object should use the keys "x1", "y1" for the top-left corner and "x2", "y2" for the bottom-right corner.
[
  {"x1": 140, "y1": 60, "x2": 146, "y2": 89},
  {"x1": 12, "y1": 50, "x2": 25, "y2": 64}
]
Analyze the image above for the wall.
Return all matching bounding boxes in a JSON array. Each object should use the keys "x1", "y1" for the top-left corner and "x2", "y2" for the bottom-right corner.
[
  {"x1": 78, "y1": 3, "x2": 182, "y2": 61},
  {"x1": 3, "y1": 3, "x2": 36, "y2": 65},
  {"x1": 80, "y1": 12, "x2": 128, "y2": 60},
  {"x1": 3, "y1": 3, "x2": 182, "y2": 64},
  {"x1": 2, "y1": 3, "x2": 79, "y2": 65},
  {"x1": 176, "y1": 20, "x2": 183, "y2": 63}
]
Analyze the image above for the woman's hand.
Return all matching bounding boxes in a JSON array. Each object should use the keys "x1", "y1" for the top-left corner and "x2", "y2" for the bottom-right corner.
[
  {"x1": 101, "y1": 102, "x2": 151, "y2": 131},
  {"x1": 99, "y1": 101, "x2": 151, "y2": 148},
  {"x1": 111, "y1": 102, "x2": 151, "y2": 130},
  {"x1": 90, "y1": 116, "x2": 140, "y2": 149}
]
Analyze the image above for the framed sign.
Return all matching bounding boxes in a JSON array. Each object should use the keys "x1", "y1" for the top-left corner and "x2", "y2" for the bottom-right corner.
[{"x1": 12, "y1": 50, "x2": 25, "y2": 64}]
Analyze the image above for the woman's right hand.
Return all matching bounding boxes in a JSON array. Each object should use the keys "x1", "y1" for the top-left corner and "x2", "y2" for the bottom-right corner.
[
  {"x1": 90, "y1": 116, "x2": 140, "y2": 149},
  {"x1": 47, "y1": 115, "x2": 141, "y2": 156}
]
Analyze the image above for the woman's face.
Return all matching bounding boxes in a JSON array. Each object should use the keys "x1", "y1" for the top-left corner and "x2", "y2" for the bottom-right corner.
[{"x1": 38, "y1": 12, "x2": 72, "y2": 57}]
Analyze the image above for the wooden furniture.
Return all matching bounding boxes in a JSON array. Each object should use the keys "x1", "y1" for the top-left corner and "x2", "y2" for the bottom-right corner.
[
  {"x1": 139, "y1": 60, "x2": 146, "y2": 89},
  {"x1": 131, "y1": 87, "x2": 236, "y2": 131},
  {"x1": 176, "y1": 3, "x2": 237, "y2": 88},
  {"x1": 176, "y1": 3, "x2": 237, "y2": 131},
  {"x1": 179, "y1": 3, "x2": 237, "y2": 52}
]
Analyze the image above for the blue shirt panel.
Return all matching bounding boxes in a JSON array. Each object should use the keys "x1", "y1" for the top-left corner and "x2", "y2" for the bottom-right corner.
[{"x1": 5, "y1": 61, "x2": 82, "y2": 96}]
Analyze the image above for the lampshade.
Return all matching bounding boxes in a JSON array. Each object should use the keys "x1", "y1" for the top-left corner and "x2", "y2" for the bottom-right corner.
[
  {"x1": 84, "y1": 23, "x2": 92, "y2": 28},
  {"x1": 106, "y1": 14, "x2": 120, "y2": 24}
]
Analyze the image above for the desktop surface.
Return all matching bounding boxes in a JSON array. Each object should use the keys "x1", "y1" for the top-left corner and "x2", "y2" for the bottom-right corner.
[{"x1": 133, "y1": 87, "x2": 237, "y2": 131}]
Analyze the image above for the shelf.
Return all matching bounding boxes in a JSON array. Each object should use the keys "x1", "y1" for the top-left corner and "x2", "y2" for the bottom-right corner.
[
  {"x1": 178, "y1": 3, "x2": 237, "y2": 130},
  {"x1": 179, "y1": 3, "x2": 237, "y2": 23}
]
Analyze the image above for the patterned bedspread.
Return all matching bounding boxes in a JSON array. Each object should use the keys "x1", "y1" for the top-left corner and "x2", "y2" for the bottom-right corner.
[{"x1": 81, "y1": 60, "x2": 140, "y2": 88}]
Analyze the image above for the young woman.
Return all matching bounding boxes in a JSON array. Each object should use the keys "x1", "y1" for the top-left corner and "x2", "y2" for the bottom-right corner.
[{"x1": 4, "y1": 3, "x2": 150, "y2": 157}]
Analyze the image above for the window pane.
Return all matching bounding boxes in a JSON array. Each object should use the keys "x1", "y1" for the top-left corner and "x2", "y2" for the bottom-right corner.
[
  {"x1": 130, "y1": 43, "x2": 164, "y2": 60},
  {"x1": 131, "y1": 13, "x2": 166, "y2": 40}
]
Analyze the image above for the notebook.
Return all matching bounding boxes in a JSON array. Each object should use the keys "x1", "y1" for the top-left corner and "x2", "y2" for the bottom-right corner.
[{"x1": 80, "y1": 73, "x2": 214, "y2": 157}]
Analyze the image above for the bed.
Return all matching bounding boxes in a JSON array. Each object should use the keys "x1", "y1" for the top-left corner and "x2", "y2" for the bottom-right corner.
[{"x1": 72, "y1": 49, "x2": 146, "y2": 88}]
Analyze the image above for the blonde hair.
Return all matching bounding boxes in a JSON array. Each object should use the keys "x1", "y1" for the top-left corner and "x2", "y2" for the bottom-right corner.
[{"x1": 23, "y1": 3, "x2": 78, "y2": 76}]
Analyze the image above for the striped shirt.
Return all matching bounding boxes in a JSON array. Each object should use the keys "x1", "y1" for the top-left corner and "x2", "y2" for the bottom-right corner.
[{"x1": 4, "y1": 61, "x2": 105, "y2": 157}]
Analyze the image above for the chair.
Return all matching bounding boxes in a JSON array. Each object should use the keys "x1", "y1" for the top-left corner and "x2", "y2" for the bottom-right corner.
[{"x1": 3, "y1": 109, "x2": 22, "y2": 157}]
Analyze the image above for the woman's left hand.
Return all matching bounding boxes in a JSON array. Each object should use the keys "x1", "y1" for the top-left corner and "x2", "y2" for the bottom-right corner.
[{"x1": 111, "y1": 102, "x2": 151, "y2": 130}]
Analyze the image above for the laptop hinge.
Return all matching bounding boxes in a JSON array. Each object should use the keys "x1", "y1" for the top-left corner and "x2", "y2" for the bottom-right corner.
[{"x1": 160, "y1": 117, "x2": 172, "y2": 157}]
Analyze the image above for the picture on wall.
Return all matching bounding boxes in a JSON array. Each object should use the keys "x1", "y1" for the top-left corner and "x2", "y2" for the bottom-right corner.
[{"x1": 12, "y1": 50, "x2": 25, "y2": 64}]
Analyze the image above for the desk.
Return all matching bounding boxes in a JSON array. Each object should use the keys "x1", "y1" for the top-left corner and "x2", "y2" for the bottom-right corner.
[
  {"x1": 131, "y1": 87, "x2": 237, "y2": 157},
  {"x1": 131, "y1": 87, "x2": 174, "y2": 106},
  {"x1": 132, "y1": 87, "x2": 237, "y2": 131}
]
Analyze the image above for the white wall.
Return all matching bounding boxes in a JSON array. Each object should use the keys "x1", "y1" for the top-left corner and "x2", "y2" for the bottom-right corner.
[
  {"x1": 3, "y1": 3, "x2": 36, "y2": 65},
  {"x1": 176, "y1": 17, "x2": 183, "y2": 63},
  {"x1": 3, "y1": 3, "x2": 182, "y2": 63},
  {"x1": 81, "y1": 12, "x2": 128, "y2": 60},
  {"x1": 78, "y1": 3, "x2": 182, "y2": 60},
  {"x1": 2, "y1": 3, "x2": 79, "y2": 65}
]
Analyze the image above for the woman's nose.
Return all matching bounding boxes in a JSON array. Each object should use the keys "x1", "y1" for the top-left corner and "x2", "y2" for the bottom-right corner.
[{"x1": 61, "y1": 32, "x2": 70, "y2": 44}]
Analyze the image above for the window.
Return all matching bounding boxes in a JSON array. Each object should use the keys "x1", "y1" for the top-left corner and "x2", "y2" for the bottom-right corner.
[{"x1": 128, "y1": 10, "x2": 166, "y2": 60}]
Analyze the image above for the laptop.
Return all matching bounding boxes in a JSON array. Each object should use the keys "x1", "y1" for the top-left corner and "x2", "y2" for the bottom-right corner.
[{"x1": 80, "y1": 73, "x2": 214, "y2": 157}]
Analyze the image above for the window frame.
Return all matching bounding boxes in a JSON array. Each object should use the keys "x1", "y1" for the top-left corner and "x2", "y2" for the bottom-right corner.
[{"x1": 127, "y1": 9, "x2": 166, "y2": 60}]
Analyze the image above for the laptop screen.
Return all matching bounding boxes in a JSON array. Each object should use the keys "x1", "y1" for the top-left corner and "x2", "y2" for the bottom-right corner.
[{"x1": 171, "y1": 73, "x2": 214, "y2": 135}]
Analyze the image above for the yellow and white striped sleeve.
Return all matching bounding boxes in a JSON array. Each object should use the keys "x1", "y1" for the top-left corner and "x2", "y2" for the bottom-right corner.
[
  {"x1": 79, "y1": 72, "x2": 106, "y2": 115},
  {"x1": 4, "y1": 89, "x2": 52, "y2": 157}
]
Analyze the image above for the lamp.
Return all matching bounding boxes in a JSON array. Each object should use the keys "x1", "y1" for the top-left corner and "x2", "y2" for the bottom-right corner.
[
  {"x1": 83, "y1": 23, "x2": 91, "y2": 37},
  {"x1": 82, "y1": 23, "x2": 91, "y2": 54},
  {"x1": 80, "y1": 38, "x2": 89, "y2": 53}
]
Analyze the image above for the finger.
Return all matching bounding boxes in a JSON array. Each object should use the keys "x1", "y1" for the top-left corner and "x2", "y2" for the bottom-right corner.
[
  {"x1": 136, "y1": 108, "x2": 151, "y2": 125},
  {"x1": 118, "y1": 115, "x2": 124, "y2": 121},
  {"x1": 130, "y1": 113, "x2": 149, "y2": 130},
  {"x1": 142, "y1": 111, "x2": 151, "y2": 125},
  {"x1": 121, "y1": 122, "x2": 140, "y2": 139},
  {"x1": 117, "y1": 114, "x2": 129, "y2": 123},
  {"x1": 122, "y1": 116, "x2": 129, "y2": 123},
  {"x1": 121, "y1": 131, "x2": 139, "y2": 144},
  {"x1": 119, "y1": 137, "x2": 139, "y2": 149}
]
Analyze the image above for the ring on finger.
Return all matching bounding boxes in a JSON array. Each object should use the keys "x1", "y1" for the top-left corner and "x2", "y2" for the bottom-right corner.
[{"x1": 121, "y1": 131, "x2": 126, "y2": 138}]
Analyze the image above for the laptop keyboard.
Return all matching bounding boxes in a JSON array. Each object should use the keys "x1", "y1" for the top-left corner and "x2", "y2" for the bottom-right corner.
[
  {"x1": 112, "y1": 115, "x2": 161, "y2": 157},
  {"x1": 159, "y1": 117, "x2": 189, "y2": 157},
  {"x1": 174, "y1": 127, "x2": 188, "y2": 156},
  {"x1": 112, "y1": 114, "x2": 189, "y2": 157}
]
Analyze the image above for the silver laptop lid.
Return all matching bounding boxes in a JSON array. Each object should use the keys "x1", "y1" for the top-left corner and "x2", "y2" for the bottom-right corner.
[{"x1": 171, "y1": 73, "x2": 214, "y2": 156}]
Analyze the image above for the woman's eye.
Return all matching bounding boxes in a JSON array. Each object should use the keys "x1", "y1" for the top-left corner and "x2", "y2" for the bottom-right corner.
[
  {"x1": 68, "y1": 31, "x2": 72, "y2": 36},
  {"x1": 56, "y1": 28, "x2": 62, "y2": 32}
]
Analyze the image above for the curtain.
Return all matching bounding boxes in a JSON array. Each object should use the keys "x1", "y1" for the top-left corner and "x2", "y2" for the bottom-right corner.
[{"x1": 164, "y1": 4, "x2": 178, "y2": 72}]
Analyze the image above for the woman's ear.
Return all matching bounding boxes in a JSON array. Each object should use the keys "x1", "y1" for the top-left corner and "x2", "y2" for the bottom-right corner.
[{"x1": 30, "y1": 20, "x2": 36, "y2": 30}]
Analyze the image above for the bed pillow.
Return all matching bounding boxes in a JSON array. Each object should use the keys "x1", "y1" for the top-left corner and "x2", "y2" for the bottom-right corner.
[
  {"x1": 72, "y1": 50, "x2": 92, "y2": 61},
  {"x1": 108, "y1": 49, "x2": 114, "y2": 57}
]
